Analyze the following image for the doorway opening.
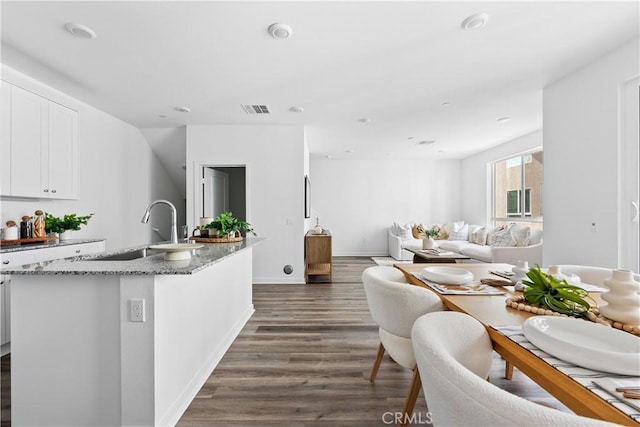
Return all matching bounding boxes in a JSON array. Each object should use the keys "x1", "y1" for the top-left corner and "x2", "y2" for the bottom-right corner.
[{"x1": 201, "y1": 166, "x2": 247, "y2": 222}]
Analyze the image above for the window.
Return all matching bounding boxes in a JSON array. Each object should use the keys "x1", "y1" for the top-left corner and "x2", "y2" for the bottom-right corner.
[{"x1": 492, "y1": 151, "x2": 543, "y2": 229}]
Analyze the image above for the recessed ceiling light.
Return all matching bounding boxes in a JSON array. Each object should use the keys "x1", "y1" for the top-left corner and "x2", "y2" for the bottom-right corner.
[
  {"x1": 497, "y1": 117, "x2": 511, "y2": 123},
  {"x1": 64, "y1": 23, "x2": 97, "y2": 39},
  {"x1": 441, "y1": 102, "x2": 451, "y2": 107},
  {"x1": 417, "y1": 140, "x2": 436, "y2": 145},
  {"x1": 175, "y1": 106, "x2": 191, "y2": 113},
  {"x1": 461, "y1": 13, "x2": 489, "y2": 31},
  {"x1": 289, "y1": 106, "x2": 304, "y2": 113},
  {"x1": 358, "y1": 117, "x2": 371, "y2": 124},
  {"x1": 268, "y1": 23, "x2": 293, "y2": 40}
]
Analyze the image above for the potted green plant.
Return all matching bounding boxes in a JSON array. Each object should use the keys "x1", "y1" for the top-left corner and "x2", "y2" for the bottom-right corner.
[
  {"x1": 423, "y1": 225, "x2": 441, "y2": 249},
  {"x1": 45, "y1": 212, "x2": 94, "y2": 241},
  {"x1": 194, "y1": 212, "x2": 255, "y2": 240}
]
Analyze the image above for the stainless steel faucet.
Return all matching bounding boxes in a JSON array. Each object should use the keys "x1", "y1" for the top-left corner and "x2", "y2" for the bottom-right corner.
[{"x1": 141, "y1": 200, "x2": 178, "y2": 244}]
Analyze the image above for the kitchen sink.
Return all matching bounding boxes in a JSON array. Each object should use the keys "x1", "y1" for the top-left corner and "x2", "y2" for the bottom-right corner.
[{"x1": 88, "y1": 247, "x2": 163, "y2": 261}]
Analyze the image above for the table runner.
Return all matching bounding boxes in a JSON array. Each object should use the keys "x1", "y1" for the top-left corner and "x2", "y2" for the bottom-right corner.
[
  {"x1": 495, "y1": 326, "x2": 640, "y2": 423},
  {"x1": 411, "y1": 272, "x2": 505, "y2": 295}
]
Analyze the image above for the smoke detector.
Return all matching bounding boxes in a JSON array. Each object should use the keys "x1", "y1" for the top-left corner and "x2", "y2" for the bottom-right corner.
[
  {"x1": 461, "y1": 13, "x2": 489, "y2": 31},
  {"x1": 268, "y1": 23, "x2": 293, "y2": 40},
  {"x1": 64, "y1": 23, "x2": 97, "y2": 39}
]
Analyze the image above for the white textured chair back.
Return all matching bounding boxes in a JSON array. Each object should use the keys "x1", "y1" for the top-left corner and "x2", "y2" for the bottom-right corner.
[
  {"x1": 412, "y1": 311, "x2": 616, "y2": 426},
  {"x1": 557, "y1": 265, "x2": 640, "y2": 286},
  {"x1": 362, "y1": 266, "x2": 444, "y2": 338}
]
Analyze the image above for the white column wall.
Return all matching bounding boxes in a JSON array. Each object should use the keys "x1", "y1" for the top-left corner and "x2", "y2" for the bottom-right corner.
[
  {"x1": 186, "y1": 125, "x2": 306, "y2": 283},
  {"x1": 543, "y1": 38, "x2": 639, "y2": 267}
]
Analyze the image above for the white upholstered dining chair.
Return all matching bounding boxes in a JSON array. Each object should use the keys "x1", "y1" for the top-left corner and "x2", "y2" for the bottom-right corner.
[
  {"x1": 411, "y1": 311, "x2": 617, "y2": 426},
  {"x1": 362, "y1": 266, "x2": 444, "y2": 424}
]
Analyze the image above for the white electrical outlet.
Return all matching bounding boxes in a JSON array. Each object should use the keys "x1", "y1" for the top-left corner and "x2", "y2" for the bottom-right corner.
[{"x1": 130, "y1": 299, "x2": 145, "y2": 322}]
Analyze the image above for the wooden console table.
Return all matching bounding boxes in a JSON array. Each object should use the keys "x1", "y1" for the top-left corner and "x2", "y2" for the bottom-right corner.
[{"x1": 304, "y1": 230, "x2": 332, "y2": 283}]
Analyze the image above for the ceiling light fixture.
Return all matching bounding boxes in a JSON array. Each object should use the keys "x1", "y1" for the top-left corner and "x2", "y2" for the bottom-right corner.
[
  {"x1": 268, "y1": 23, "x2": 293, "y2": 40},
  {"x1": 461, "y1": 13, "x2": 489, "y2": 31},
  {"x1": 497, "y1": 116, "x2": 511, "y2": 123},
  {"x1": 175, "y1": 106, "x2": 191, "y2": 113},
  {"x1": 64, "y1": 22, "x2": 97, "y2": 39},
  {"x1": 289, "y1": 106, "x2": 304, "y2": 113}
]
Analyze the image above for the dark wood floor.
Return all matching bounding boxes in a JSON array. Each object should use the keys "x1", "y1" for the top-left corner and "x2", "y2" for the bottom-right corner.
[{"x1": 0, "y1": 257, "x2": 568, "y2": 426}]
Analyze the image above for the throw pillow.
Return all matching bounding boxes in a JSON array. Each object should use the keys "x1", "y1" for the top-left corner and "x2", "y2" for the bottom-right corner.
[
  {"x1": 469, "y1": 226, "x2": 488, "y2": 245},
  {"x1": 448, "y1": 224, "x2": 469, "y2": 241},
  {"x1": 490, "y1": 227, "x2": 516, "y2": 247},
  {"x1": 412, "y1": 223, "x2": 427, "y2": 239},
  {"x1": 395, "y1": 223, "x2": 412, "y2": 240},
  {"x1": 510, "y1": 224, "x2": 531, "y2": 246}
]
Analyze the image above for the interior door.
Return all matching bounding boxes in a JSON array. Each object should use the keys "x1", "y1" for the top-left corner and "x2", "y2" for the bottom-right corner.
[
  {"x1": 619, "y1": 77, "x2": 639, "y2": 271},
  {"x1": 203, "y1": 168, "x2": 229, "y2": 218}
]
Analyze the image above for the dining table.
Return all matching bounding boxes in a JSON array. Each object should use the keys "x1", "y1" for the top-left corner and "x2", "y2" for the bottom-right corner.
[{"x1": 395, "y1": 262, "x2": 639, "y2": 426}]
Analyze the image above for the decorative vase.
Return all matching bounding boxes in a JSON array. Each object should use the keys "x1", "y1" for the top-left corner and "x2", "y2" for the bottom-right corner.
[
  {"x1": 423, "y1": 237, "x2": 436, "y2": 250},
  {"x1": 512, "y1": 260, "x2": 529, "y2": 284},
  {"x1": 59, "y1": 230, "x2": 72, "y2": 241},
  {"x1": 599, "y1": 269, "x2": 640, "y2": 326},
  {"x1": 313, "y1": 217, "x2": 323, "y2": 235}
]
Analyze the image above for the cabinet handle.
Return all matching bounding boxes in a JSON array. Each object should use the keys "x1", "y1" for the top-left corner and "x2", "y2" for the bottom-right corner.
[
  {"x1": 2, "y1": 260, "x2": 9, "y2": 265},
  {"x1": 43, "y1": 189, "x2": 49, "y2": 193},
  {"x1": 75, "y1": 250, "x2": 81, "y2": 253},
  {"x1": 51, "y1": 189, "x2": 57, "y2": 193}
]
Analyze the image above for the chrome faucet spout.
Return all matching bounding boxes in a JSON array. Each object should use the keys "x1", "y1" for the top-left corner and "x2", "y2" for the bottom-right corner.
[{"x1": 141, "y1": 199, "x2": 178, "y2": 244}]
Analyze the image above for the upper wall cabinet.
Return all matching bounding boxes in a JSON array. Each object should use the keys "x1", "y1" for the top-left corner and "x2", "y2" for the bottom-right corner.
[{"x1": 0, "y1": 82, "x2": 79, "y2": 199}]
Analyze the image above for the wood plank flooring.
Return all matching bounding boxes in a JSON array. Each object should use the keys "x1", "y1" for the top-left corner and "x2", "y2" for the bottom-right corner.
[
  {"x1": 0, "y1": 257, "x2": 569, "y2": 426},
  {"x1": 177, "y1": 257, "x2": 569, "y2": 426}
]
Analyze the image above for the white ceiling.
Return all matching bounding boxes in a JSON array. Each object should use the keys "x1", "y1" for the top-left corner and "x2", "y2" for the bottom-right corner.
[{"x1": 1, "y1": 1, "x2": 638, "y2": 186}]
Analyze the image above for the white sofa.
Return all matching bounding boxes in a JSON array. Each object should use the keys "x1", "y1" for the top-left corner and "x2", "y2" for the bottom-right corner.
[{"x1": 388, "y1": 222, "x2": 543, "y2": 265}]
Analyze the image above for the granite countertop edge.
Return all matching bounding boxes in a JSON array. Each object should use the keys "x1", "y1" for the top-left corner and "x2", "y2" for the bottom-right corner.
[
  {"x1": 3, "y1": 237, "x2": 265, "y2": 276},
  {"x1": 0, "y1": 238, "x2": 106, "y2": 254}
]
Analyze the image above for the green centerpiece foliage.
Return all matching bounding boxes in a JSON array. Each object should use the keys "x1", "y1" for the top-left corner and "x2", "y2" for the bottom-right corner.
[
  {"x1": 44, "y1": 213, "x2": 94, "y2": 234},
  {"x1": 197, "y1": 212, "x2": 256, "y2": 238},
  {"x1": 522, "y1": 265, "x2": 595, "y2": 317}
]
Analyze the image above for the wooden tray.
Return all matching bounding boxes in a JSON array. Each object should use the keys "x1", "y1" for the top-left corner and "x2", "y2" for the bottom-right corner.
[
  {"x1": 189, "y1": 236, "x2": 243, "y2": 243},
  {"x1": 0, "y1": 236, "x2": 57, "y2": 246}
]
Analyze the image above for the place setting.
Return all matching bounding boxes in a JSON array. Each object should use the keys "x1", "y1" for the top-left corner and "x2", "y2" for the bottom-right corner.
[{"x1": 412, "y1": 266, "x2": 506, "y2": 295}]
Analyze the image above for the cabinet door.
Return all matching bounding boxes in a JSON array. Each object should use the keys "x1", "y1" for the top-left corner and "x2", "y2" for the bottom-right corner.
[
  {"x1": 1, "y1": 83, "x2": 11, "y2": 196},
  {"x1": 48, "y1": 101, "x2": 78, "y2": 199},
  {"x1": 40, "y1": 241, "x2": 105, "y2": 261},
  {"x1": 10, "y1": 85, "x2": 48, "y2": 198}
]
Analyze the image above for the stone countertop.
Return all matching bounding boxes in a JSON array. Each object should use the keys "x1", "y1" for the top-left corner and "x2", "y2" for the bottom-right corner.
[
  {"x1": 3, "y1": 237, "x2": 265, "y2": 275},
  {"x1": 0, "y1": 238, "x2": 106, "y2": 254}
]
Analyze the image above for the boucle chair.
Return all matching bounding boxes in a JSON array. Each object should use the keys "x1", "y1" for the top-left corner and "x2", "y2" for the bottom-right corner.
[
  {"x1": 362, "y1": 266, "x2": 444, "y2": 424},
  {"x1": 411, "y1": 311, "x2": 616, "y2": 426}
]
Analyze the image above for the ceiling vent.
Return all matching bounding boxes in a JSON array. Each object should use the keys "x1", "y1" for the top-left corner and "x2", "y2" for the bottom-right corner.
[{"x1": 242, "y1": 104, "x2": 270, "y2": 114}]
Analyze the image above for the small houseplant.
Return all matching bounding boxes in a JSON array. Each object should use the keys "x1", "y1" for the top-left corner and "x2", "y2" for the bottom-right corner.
[
  {"x1": 195, "y1": 212, "x2": 256, "y2": 239},
  {"x1": 423, "y1": 225, "x2": 441, "y2": 249},
  {"x1": 45, "y1": 212, "x2": 94, "y2": 240}
]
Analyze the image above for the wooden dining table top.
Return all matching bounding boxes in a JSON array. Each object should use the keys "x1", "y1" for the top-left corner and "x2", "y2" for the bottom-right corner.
[{"x1": 395, "y1": 262, "x2": 637, "y2": 426}]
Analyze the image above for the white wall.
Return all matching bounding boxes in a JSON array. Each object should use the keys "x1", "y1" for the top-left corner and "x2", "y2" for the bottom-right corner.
[
  {"x1": 543, "y1": 38, "x2": 639, "y2": 268},
  {"x1": 0, "y1": 67, "x2": 184, "y2": 250},
  {"x1": 186, "y1": 124, "x2": 306, "y2": 283},
  {"x1": 310, "y1": 158, "x2": 462, "y2": 256},
  {"x1": 461, "y1": 130, "x2": 543, "y2": 225}
]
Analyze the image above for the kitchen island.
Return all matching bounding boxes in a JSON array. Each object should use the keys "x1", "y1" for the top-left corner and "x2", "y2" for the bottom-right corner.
[{"x1": 4, "y1": 238, "x2": 263, "y2": 427}]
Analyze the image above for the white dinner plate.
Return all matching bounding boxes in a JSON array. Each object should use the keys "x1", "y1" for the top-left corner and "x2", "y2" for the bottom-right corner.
[
  {"x1": 421, "y1": 266, "x2": 473, "y2": 285},
  {"x1": 522, "y1": 316, "x2": 640, "y2": 375},
  {"x1": 149, "y1": 243, "x2": 203, "y2": 260}
]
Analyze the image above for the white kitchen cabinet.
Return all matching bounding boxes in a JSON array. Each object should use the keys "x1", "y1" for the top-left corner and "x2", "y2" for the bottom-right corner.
[
  {"x1": 0, "y1": 81, "x2": 79, "y2": 199},
  {"x1": 45, "y1": 240, "x2": 105, "y2": 259}
]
